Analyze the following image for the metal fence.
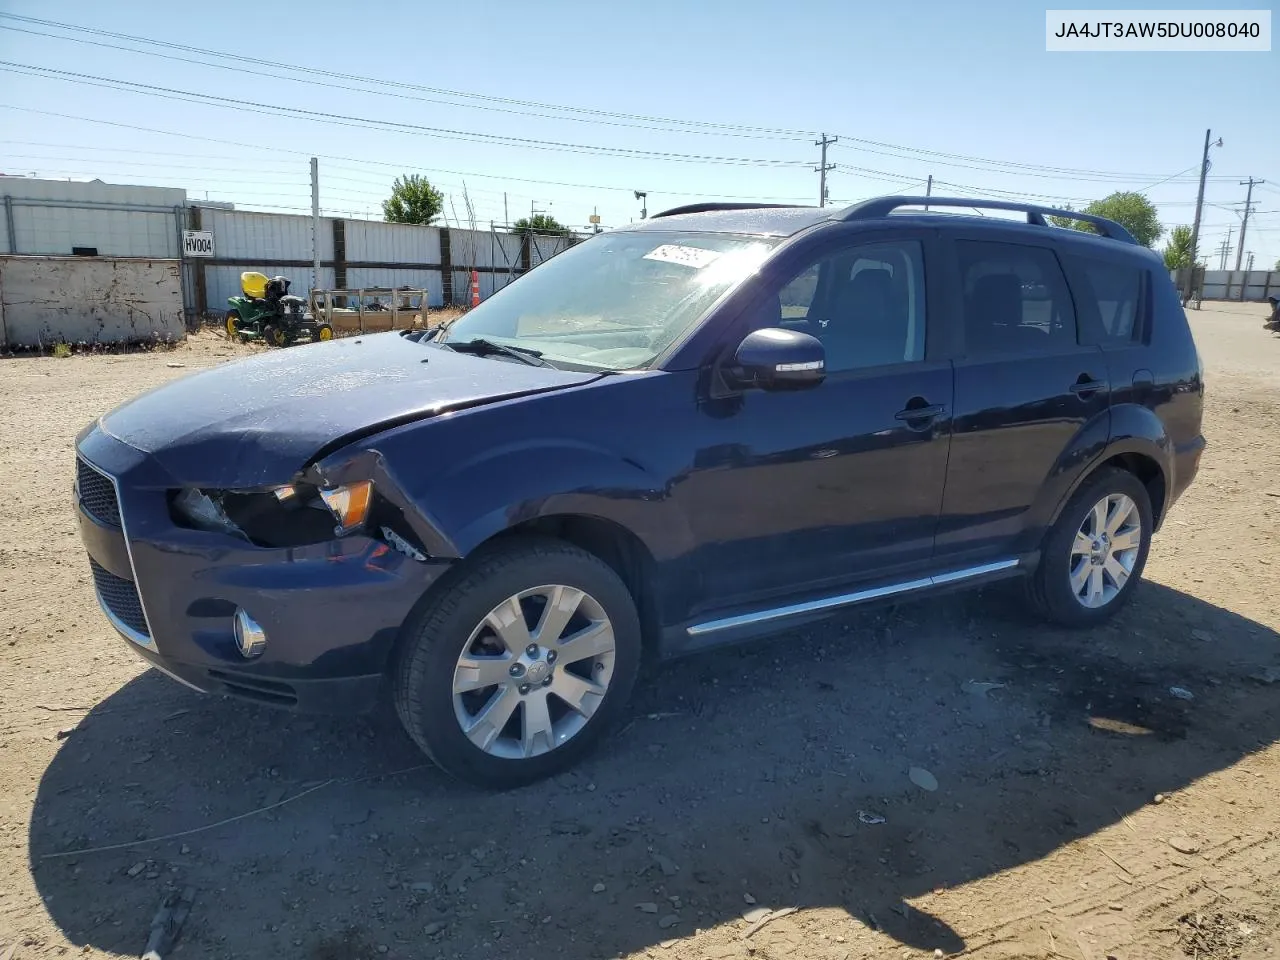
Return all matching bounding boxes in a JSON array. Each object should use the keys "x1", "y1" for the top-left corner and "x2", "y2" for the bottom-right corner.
[
  {"x1": 2, "y1": 183, "x2": 580, "y2": 331},
  {"x1": 1173, "y1": 267, "x2": 1279, "y2": 303},
  {"x1": 187, "y1": 206, "x2": 574, "y2": 319}
]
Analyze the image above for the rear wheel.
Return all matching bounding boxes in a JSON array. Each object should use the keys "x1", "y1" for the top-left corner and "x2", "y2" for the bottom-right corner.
[
  {"x1": 394, "y1": 539, "x2": 641, "y2": 789},
  {"x1": 1026, "y1": 467, "x2": 1152, "y2": 626},
  {"x1": 263, "y1": 323, "x2": 288, "y2": 348},
  {"x1": 224, "y1": 310, "x2": 240, "y2": 339}
]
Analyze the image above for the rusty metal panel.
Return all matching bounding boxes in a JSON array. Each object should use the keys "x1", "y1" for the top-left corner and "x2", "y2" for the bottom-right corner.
[{"x1": 0, "y1": 256, "x2": 185, "y2": 347}]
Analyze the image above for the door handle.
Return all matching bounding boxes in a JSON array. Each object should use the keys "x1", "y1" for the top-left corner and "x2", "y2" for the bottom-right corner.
[
  {"x1": 895, "y1": 403, "x2": 944, "y2": 420},
  {"x1": 1069, "y1": 378, "x2": 1107, "y2": 398}
]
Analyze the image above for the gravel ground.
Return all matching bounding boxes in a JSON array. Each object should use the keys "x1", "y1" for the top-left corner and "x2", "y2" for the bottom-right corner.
[{"x1": 2, "y1": 305, "x2": 1278, "y2": 960}]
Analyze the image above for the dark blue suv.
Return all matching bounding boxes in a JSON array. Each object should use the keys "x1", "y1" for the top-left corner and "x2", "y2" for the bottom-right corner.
[{"x1": 74, "y1": 196, "x2": 1205, "y2": 788}]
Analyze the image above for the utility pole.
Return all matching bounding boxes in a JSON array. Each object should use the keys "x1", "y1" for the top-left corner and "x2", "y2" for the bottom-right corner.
[
  {"x1": 1246, "y1": 252, "x2": 1255, "y2": 272},
  {"x1": 1235, "y1": 177, "x2": 1264, "y2": 272},
  {"x1": 1186, "y1": 128, "x2": 1222, "y2": 301},
  {"x1": 925, "y1": 175, "x2": 932, "y2": 212},
  {"x1": 815, "y1": 133, "x2": 837, "y2": 207},
  {"x1": 310, "y1": 157, "x2": 320, "y2": 294},
  {"x1": 1216, "y1": 228, "x2": 1233, "y2": 270},
  {"x1": 503, "y1": 192, "x2": 509, "y2": 229}
]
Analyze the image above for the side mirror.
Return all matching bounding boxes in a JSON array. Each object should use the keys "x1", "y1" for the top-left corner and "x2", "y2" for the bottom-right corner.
[{"x1": 731, "y1": 327, "x2": 826, "y2": 390}]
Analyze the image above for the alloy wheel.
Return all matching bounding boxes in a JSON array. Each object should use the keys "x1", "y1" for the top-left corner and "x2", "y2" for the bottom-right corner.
[
  {"x1": 452, "y1": 584, "x2": 616, "y2": 760},
  {"x1": 1069, "y1": 493, "x2": 1142, "y2": 608}
]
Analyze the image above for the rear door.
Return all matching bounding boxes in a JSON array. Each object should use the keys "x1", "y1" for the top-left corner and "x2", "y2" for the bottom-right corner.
[{"x1": 934, "y1": 234, "x2": 1110, "y2": 566}]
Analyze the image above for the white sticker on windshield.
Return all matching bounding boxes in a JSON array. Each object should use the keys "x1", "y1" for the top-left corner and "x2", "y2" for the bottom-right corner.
[{"x1": 643, "y1": 244, "x2": 723, "y2": 269}]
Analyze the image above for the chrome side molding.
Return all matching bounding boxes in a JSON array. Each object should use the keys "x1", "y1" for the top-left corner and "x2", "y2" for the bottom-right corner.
[{"x1": 686, "y1": 559, "x2": 1020, "y2": 637}]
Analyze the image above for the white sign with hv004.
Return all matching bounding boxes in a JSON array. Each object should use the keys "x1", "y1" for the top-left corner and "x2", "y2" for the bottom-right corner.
[{"x1": 182, "y1": 230, "x2": 215, "y2": 257}]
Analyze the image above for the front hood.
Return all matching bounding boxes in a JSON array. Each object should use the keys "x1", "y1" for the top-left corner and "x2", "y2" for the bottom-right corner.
[{"x1": 98, "y1": 333, "x2": 600, "y2": 486}]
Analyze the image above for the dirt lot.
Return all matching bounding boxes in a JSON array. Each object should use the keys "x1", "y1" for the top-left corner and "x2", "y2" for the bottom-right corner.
[{"x1": 2, "y1": 305, "x2": 1278, "y2": 960}]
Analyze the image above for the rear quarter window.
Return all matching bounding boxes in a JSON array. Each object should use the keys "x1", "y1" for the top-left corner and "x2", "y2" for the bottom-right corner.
[{"x1": 1065, "y1": 255, "x2": 1145, "y2": 346}]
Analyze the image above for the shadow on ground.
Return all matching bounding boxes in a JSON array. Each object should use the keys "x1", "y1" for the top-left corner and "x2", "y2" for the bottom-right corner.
[{"x1": 28, "y1": 582, "x2": 1280, "y2": 958}]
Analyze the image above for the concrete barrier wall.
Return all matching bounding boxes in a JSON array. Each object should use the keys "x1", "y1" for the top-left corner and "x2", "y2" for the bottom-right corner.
[{"x1": 0, "y1": 256, "x2": 185, "y2": 348}]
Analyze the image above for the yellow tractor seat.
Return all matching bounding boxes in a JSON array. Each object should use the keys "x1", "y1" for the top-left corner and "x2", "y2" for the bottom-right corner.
[{"x1": 240, "y1": 271, "x2": 269, "y2": 299}]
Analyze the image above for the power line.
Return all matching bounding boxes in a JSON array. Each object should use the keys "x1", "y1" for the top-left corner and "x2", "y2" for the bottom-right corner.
[
  {"x1": 0, "y1": 13, "x2": 1248, "y2": 184},
  {"x1": 0, "y1": 62, "x2": 813, "y2": 168},
  {"x1": 0, "y1": 14, "x2": 818, "y2": 140},
  {"x1": 0, "y1": 112, "x2": 830, "y2": 201},
  {"x1": 0, "y1": 22, "x2": 810, "y2": 144}
]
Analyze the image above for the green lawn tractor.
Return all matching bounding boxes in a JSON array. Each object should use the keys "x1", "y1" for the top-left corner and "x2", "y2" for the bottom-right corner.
[{"x1": 225, "y1": 272, "x2": 333, "y2": 347}]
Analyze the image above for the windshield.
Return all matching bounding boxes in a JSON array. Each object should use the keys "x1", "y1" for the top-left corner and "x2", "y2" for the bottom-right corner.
[{"x1": 436, "y1": 231, "x2": 778, "y2": 370}]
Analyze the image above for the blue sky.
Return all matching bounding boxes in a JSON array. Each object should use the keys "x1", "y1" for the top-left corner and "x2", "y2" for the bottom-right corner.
[{"x1": 1, "y1": 0, "x2": 1276, "y2": 265}]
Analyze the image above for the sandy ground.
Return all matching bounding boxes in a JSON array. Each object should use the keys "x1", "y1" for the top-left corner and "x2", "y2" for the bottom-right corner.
[{"x1": 1, "y1": 304, "x2": 1278, "y2": 960}]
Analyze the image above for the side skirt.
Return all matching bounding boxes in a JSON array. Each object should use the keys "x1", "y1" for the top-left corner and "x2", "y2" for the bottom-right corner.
[{"x1": 666, "y1": 558, "x2": 1025, "y2": 657}]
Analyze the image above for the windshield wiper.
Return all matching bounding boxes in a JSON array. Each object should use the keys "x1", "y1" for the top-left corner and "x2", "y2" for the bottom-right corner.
[{"x1": 441, "y1": 337, "x2": 554, "y2": 367}]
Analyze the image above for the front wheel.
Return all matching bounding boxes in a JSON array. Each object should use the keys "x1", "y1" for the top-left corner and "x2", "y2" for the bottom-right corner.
[
  {"x1": 224, "y1": 310, "x2": 240, "y2": 339},
  {"x1": 316, "y1": 323, "x2": 334, "y2": 342},
  {"x1": 394, "y1": 539, "x2": 641, "y2": 789},
  {"x1": 1025, "y1": 467, "x2": 1153, "y2": 626}
]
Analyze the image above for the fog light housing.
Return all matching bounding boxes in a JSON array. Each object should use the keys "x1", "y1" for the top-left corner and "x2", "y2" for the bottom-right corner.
[{"x1": 233, "y1": 608, "x2": 267, "y2": 659}]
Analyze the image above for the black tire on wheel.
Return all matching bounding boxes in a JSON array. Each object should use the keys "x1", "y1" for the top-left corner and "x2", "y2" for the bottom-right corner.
[
  {"x1": 393, "y1": 538, "x2": 642, "y2": 789},
  {"x1": 1025, "y1": 467, "x2": 1153, "y2": 627}
]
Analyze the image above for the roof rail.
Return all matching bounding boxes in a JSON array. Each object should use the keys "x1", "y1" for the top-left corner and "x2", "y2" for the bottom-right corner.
[
  {"x1": 838, "y1": 196, "x2": 1138, "y2": 245},
  {"x1": 650, "y1": 202, "x2": 805, "y2": 219}
]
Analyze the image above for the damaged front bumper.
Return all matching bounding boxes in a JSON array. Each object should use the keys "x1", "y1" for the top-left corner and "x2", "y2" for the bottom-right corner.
[{"x1": 74, "y1": 423, "x2": 452, "y2": 713}]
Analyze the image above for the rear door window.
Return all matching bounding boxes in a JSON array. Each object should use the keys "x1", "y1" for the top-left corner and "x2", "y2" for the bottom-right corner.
[{"x1": 955, "y1": 241, "x2": 1078, "y2": 356}]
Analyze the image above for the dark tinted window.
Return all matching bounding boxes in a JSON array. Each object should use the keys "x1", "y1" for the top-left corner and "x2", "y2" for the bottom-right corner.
[
  {"x1": 956, "y1": 241, "x2": 1077, "y2": 356},
  {"x1": 1068, "y1": 256, "x2": 1143, "y2": 344},
  {"x1": 767, "y1": 240, "x2": 927, "y2": 372}
]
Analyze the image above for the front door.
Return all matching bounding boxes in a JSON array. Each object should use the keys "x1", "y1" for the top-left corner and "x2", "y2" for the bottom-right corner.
[
  {"x1": 676, "y1": 231, "x2": 954, "y2": 614},
  {"x1": 934, "y1": 235, "x2": 1111, "y2": 566}
]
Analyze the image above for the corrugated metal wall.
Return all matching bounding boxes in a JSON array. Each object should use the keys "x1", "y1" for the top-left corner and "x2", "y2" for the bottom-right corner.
[
  {"x1": 345, "y1": 220, "x2": 439, "y2": 264},
  {"x1": 201, "y1": 208, "x2": 333, "y2": 261},
  {"x1": 1200, "y1": 269, "x2": 1278, "y2": 301},
  {"x1": 11, "y1": 206, "x2": 177, "y2": 258}
]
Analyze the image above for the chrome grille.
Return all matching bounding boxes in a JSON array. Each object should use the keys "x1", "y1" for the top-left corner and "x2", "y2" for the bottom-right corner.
[
  {"x1": 90, "y1": 558, "x2": 150, "y2": 637},
  {"x1": 76, "y1": 457, "x2": 121, "y2": 526}
]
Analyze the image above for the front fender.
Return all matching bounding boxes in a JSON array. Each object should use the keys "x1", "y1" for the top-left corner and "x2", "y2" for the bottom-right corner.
[{"x1": 435, "y1": 440, "x2": 696, "y2": 561}]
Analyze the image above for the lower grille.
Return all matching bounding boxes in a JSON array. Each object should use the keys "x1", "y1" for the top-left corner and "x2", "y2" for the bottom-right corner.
[
  {"x1": 90, "y1": 558, "x2": 150, "y2": 637},
  {"x1": 77, "y1": 457, "x2": 121, "y2": 526}
]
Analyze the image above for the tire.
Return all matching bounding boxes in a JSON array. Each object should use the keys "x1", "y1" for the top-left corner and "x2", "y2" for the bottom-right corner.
[
  {"x1": 1025, "y1": 467, "x2": 1153, "y2": 627},
  {"x1": 393, "y1": 538, "x2": 641, "y2": 789},
  {"x1": 263, "y1": 323, "x2": 287, "y2": 348},
  {"x1": 224, "y1": 310, "x2": 240, "y2": 339},
  {"x1": 316, "y1": 324, "x2": 334, "y2": 342}
]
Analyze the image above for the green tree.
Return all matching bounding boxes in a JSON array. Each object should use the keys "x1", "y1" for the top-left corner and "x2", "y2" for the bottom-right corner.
[
  {"x1": 512, "y1": 213, "x2": 570, "y2": 237},
  {"x1": 1162, "y1": 225, "x2": 1194, "y2": 270},
  {"x1": 382, "y1": 174, "x2": 443, "y2": 225},
  {"x1": 1274, "y1": 258, "x2": 1280, "y2": 271},
  {"x1": 1047, "y1": 191, "x2": 1163, "y2": 248}
]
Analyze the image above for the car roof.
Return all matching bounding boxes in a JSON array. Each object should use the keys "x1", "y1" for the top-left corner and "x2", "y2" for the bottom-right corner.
[
  {"x1": 615, "y1": 196, "x2": 1153, "y2": 261},
  {"x1": 620, "y1": 205, "x2": 837, "y2": 237}
]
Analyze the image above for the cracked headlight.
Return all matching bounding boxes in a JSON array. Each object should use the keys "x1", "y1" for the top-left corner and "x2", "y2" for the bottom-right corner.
[{"x1": 173, "y1": 488, "x2": 248, "y2": 540}]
